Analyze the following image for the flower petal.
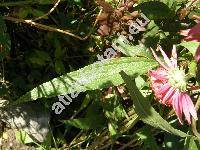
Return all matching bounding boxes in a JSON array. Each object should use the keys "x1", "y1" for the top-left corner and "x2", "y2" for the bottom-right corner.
[
  {"x1": 158, "y1": 45, "x2": 173, "y2": 68},
  {"x1": 172, "y1": 91, "x2": 183, "y2": 124},
  {"x1": 182, "y1": 93, "x2": 191, "y2": 124},
  {"x1": 195, "y1": 46, "x2": 200, "y2": 62},
  {"x1": 184, "y1": 93, "x2": 198, "y2": 121},
  {"x1": 171, "y1": 45, "x2": 178, "y2": 67},
  {"x1": 150, "y1": 48, "x2": 169, "y2": 70},
  {"x1": 162, "y1": 87, "x2": 175, "y2": 105}
]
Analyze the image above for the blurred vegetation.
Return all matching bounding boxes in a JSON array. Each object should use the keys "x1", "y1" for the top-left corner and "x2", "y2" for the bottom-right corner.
[{"x1": 0, "y1": 0, "x2": 200, "y2": 149}]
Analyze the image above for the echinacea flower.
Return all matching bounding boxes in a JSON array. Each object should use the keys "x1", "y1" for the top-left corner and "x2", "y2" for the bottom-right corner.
[
  {"x1": 149, "y1": 45, "x2": 198, "y2": 124},
  {"x1": 180, "y1": 22, "x2": 200, "y2": 62}
]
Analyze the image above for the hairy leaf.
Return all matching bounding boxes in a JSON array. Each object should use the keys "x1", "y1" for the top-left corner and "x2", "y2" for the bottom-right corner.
[
  {"x1": 114, "y1": 36, "x2": 153, "y2": 58},
  {"x1": 15, "y1": 57, "x2": 158, "y2": 105}
]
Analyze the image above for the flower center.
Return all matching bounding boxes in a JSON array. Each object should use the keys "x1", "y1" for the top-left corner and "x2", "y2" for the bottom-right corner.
[{"x1": 168, "y1": 68, "x2": 187, "y2": 92}]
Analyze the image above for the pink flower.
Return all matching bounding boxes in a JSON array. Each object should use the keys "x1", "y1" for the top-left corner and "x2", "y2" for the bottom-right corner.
[
  {"x1": 149, "y1": 45, "x2": 198, "y2": 124},
  {"x1": 180, "y1": 22, "x2": 200, "y2": 62},
  {"x1": 180, "y1": 22, "x2": 200, "y2": 42}
]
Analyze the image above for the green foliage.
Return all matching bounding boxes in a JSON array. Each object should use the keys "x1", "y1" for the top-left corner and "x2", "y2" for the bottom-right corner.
[
  {"x1": 0, "y1": 0, "x2": 199, "y2": 149},
  {"x1": 136, "y1": 127, "x2": 159, "y2": 150},
  {"x1": 15, "y1": 130, "x2": 34, "y2": 144},
  {"x1": 28, "y1": 50, "x2": 51, "y2": 66},
  {"x1": 63, "y1": 116, "x2": 105, "y2": 130},
  {"x1": 63, "y1": 96, "x2": 106, "y2": 130},
  {"x1": 0, "y1": 16, "x2": 11, "y2": 60},
  {"x1": 114, "y1": 36, "x2": 153, "y2": 58},
  {"x1": 184, "y1": 137, "x2": 200, "y2": 150},
  {"x1": 15, "y1": 57, "x2": 158, "y2": 105},
  {"x1": 136, "y1": 1, "x2": 175, "y2": 20},
  {"x1": 103, "y1": 91, "x2": 127, "y2": 137},
  {"x1": 179, "y1": 41, "x2": 200, "y2": 57},
  {"x1": 120, "y1": 71, "x2": 190, "y2": 138}
]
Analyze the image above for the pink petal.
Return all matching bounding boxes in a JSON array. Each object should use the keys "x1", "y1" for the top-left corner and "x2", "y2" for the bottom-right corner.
[
  {"x1": 150, "y1": 48, "x2": 169, "y2": 70},
  {"x1": 188, "y1": 22, "x2": 200, "y2": 36},
  {"x1": 156, "y1": 83, "x2": 171, "y2": 99},
  {"x1": 182, "y1": 93, "x2": 191, "y2": 124},
  {"x1": 172, "y1": 91, "x2": 183, "y2": 124},
  {"x1": 180, "y1": 29, "x2": 191, "y2": 36},
  {"x1": 180, "y1": 23, "x2": 200, "y2": 42},
  {"x1": 195, "y1": 46, "x2": 200, "y2": 62},
  {"x1": 149, "y1": 70, "x2": 167, "y2": 81},
  {"x1": 171, "y1": 45, "x2": 178, "y2": 67},
  {"x1": 162, "y1": 87, "x2": 175, "y2": 104},
  {"x1": 158, "y1": 45, "x2": 173, "y2": 68},
  {"x1": 184, "y1": 93, "x2": 198, "y2": 121},
  {"x1": 184, "y1": 35, "x2": 200, "y2": 42}
]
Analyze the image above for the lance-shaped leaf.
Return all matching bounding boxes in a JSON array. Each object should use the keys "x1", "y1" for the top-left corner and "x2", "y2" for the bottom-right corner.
[
  {"x1": 120, "y1": 71, "x2": 190, "y2": 138},
  {"x1": 15, "y1": 57, "x2": 158, "y2": 105}
]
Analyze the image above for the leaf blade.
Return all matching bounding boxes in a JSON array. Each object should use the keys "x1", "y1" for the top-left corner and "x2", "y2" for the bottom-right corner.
[{"x1": 15, "y1": 57, "x2": 158, "y2": 104}]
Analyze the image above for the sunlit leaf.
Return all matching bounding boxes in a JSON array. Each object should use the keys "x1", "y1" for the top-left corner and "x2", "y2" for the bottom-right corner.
[
  {"x1": 14, "y1": 57, "x2": 158, "y2": 105},
  {"x1": 179, "y1": 41, "x2": 200, "y2": 57}
]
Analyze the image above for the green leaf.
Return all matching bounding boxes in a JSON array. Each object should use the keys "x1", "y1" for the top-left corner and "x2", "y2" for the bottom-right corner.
[
  {"x1": 108, "y1": 122, "x2": 118, "y2": 137},
  {"x1": 138, "y1": 0, "x2": 187, "y2": 6},
  {"x1": 29, "y1": 50, "x2": 51, "y2": 66},
  {"x1": 63, "y1": 99, "x2": 106, "y2": 130},
  {"x1": 120, "y1": 71, "x2": 190, "y2": 138},
  {"x1": 114, "y1": 36, "x2": 153, "y2": 58},
  {"x1": 103, "y1": 91, "x2": 127, "y2": 137},
  {"x1": 15, "y1": 130, "x2": 34, "y2": 144},
  {"x1": 184, "y1": 137, "x2": 199, "y2": 150},
  {"x1": 55, "y1": 60, "x2": 65, "y2": 74},
  {"x1": 136, "y1": 1, "x2": 175, "y2": 20},
  {"x1": 15, "y1": 57, "x2": 158, "y2": 105},
  {"x1": 31, "y1": 9, "x2": 46, "y2": 18},
  {"x1": 188, "y1": 61, "x2": 197, "y2": 77},
  {"x1": 136, "y1": 126, "x2": 159, "y2": 150},
  {"x1": 103, "y1": 93, "x2": 127, "y2": 122},
  {"x1": 63, "y1": 116, "x2": 105, "y2": 130},
  {"x1": 189, "y1": 1, "x2": 200, "y2": 18},
  {"x1": 35, "y1": 50, "x2": 51, "y2": 61},
  {"x1": 179, "y1": 41, "x2": 200, "y2": 56}
]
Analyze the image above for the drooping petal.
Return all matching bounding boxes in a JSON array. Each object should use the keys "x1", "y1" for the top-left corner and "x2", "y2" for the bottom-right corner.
[
  {"x1": 181, "y1": 93, "x2": 191, "y2": 124},
  {"x1": 172, "y1": 91, "x2": 183, "y2": 124},
  {"x1": 184, "y1": 93, "x2": 198, "y2": 121}
]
